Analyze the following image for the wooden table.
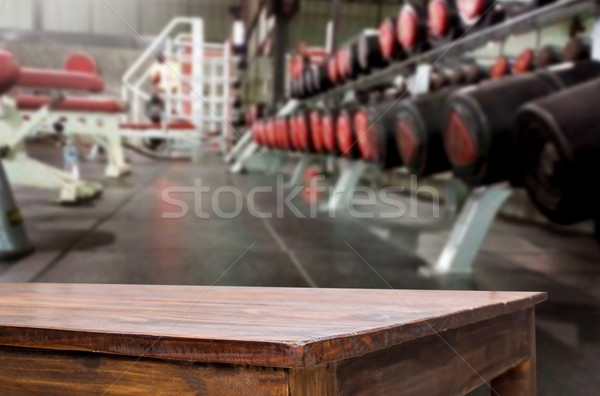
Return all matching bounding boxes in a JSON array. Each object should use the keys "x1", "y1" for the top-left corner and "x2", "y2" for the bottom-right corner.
[{"x1": 0, "y1": 283, "x2": 545, "y2": 395}]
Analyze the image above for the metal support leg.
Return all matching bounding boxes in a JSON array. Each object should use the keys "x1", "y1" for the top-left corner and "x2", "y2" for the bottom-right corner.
[
  {"x1": 189, "y1": 132, "x2": 203, "y2": 164},
  {"x1": 422, "y1": 184, "x2": 513, "y2": 275},
  {"x1": 265, "y1": 151, "x2": 287, "y2": 175},
  {"x1": 224, "y1": 131, "x2": 252, "y2": 163},
  {"x1": 322, "y1": 160, "x2": 369, "y2": 213},
  {"x1": 99, "y1": 117, "x2": 131, "y2": 178},
  {"x1": 3, "y1": 152, "x2": 103, "y2": 204},
  {"x1": 362, "y1": 177, "x2": 466, "y2": 259},
  {"x1": 0, "y1": 161, "x2": 33, "y2": 259},
  {"x1": 285, "y1": 155, "x2": 312, "y2": 189},
  {"x1": 230, "y1": 142, "x2": 261, "y2": 173}
]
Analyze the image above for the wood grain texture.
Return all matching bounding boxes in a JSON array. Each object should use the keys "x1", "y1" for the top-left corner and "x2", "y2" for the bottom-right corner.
[
  {"x1": 0, "y1": 283, "x2": 546, "y2": 368},
  {"x1": 288, "y1": 364, "x2": 337, "y2": 396},
  {"x1": 0, "y1": 346, "x2": 289, "y2": 396},
  {"x1": 491, "y1": 308, "x2": 538, "y2": 396},
  {"x1": 334, "y1": 309, "x2": 536, "y2": 396},
  {"x1": 0, "y1": 310, "x2": 538, "y2": 396}
]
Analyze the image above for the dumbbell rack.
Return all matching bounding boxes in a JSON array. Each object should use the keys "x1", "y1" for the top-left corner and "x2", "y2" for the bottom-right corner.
[
  {"x1": 230, "y1": 0, "x2": 600, "y2": 275},
  {"x1": 308, "y1": 0, "x2": 597, "y2": 102}
]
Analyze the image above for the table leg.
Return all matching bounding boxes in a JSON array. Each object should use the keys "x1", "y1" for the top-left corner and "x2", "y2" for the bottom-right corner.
[
  {"x1": 491, "y1": 358, "x2": 536, "y2": 395},
  {"x1": 491, "y1": 310, "x2": 537, "y2": 396}
]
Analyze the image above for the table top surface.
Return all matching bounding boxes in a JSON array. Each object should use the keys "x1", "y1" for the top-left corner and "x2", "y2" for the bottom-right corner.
[{"x1": 0, "y1": 283, "x2": 545, "y2": 368}]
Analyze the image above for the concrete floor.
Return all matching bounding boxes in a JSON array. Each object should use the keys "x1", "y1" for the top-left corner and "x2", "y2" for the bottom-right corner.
[{"x1": 2, "y1": 143, "x2": 600, "y2": 395}]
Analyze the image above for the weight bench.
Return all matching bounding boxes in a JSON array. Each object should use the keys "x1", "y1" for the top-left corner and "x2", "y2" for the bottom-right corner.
[
  {"x1": 0, "y1": 50, "x2": 105, "y2": 203},
  {"x1": 18, "y1": 94, "x2": 131, "y2": 179},
  {"x1": 119, "y1": 119, "x2": 197, "y2": 137},
  {"x1": 119, "y1": 120, "x2": 201, "y2": 160},
  {"x1": 0, "y1": 283, "x2": 545, "y2": 395}
]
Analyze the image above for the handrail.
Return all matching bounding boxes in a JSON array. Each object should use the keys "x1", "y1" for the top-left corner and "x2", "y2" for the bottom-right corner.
[{"x1": 122, "y1": 17, "x2": 197, "y2": 84}]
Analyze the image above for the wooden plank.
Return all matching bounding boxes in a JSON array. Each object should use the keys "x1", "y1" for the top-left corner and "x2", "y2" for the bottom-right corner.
[
  {"x1": 0, "y1": 283, "x2": 545, "y2": 368},
  {"x1": 334, "y1": 309, "x2": 535, "y2": 396},
  {"x1": 0, "y1": 346, "x2": 289, "y2": 396}
]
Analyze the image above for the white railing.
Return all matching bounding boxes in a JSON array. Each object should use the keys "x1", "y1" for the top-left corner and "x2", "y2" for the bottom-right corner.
[{"x1": 121, "y1": 17, "x2": 236, "y2": 154}]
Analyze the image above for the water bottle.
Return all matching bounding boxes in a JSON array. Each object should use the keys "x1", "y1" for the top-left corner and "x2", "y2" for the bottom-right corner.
[{"x1": 63, "y1": 138, "x2": 80, "y2": 180}]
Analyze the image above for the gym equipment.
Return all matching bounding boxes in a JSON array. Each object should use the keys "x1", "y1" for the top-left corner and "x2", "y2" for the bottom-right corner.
[
  {"x1": 0, "y1": 51, "x2": 33, "y2": 259},
  {"x1": 353, "y1": 100, "x2": 404, "y2": 169},
  {"x1": 444, "y1": 60, "x2": 600, "y2": 186},
  {"x1": 18, "y1": 93, "x2": 131, "y2": 179},
  {"x1": 536, "y1": 45, "x2": 563, "y2": 68},
  {"x1": 512, "y1": 48, "x2": 536, "y2": 74},
  {"x1": 0, "y1": 51, "x2": 104, "y2": 203},
  {"x1": 358, "y1": 30, "x2": 387, "y2": 72},
  {"x1": 327, "y1": 56, "x2": 340, "y2": 87},
  {"x1": 460, "y1": 0, "x2": 558, "y2": 29},
  {"x1": 353, "y1": 105, "x2": 378, "y2": 163},
  {"x1": 15, "y1": 53, "x2": 128, "y2": 179},
  {"x1": 229, "y1": 0, "x2": 600, "y2": 277},
  {"x1": 525, "y1": 38, "x2": 589, "y2": 72},
  {"x1": 310, "y1": 62, "x2": 332, "y2": 94},
  {"x1": 0, "y1": 51, "x2": 20, "y2": 93},
  {"x1": 301, "y1": 64, "x2": 318, "y2": 97},
  {"x1": 335, "y1": 48, "x2": 351, "y2": 83},
  {"x1": 514, "y1": 77, "x2": 600, "y2": 224},
  {"x1": 430, "y1": 61, "x2": 487, "y2": 90},
  {"x1": 0, "y1": 159, "x2": 33, "y2": 260},
  {"x1": 251, "y1": 120, "x2": 266, "y2": 147},
  {"x1": 427, "y1": 0, "x2": 463, "y2": 45},
  {"x1": 395, "y1": 89, "x2": 455, "y2": 176},
  {"x1": 378, "y1": 17, "x2": 404, "y2": 61},
  {"x1": 322, "y1": 108, "x2": 340, "y2": 155},
  {"x1": 246, "y1": 103, "x2": 265, "y2": 127},
  {"x1": 276, "y1": 116, "x2": 293, "y2": 151},
  {"x1": 488, "y1": 48, "x2": 536, "y2": 80},
  {"x1": 17, "y1": 68, "x2": 104, "y2": 92},
  {"x1": 265, "y1": 117, "x2": 277, "y2": 149},
  {"x1": 563, "y1": 35, "x2": 591, "y2": 62},
  {"x1": 309, "y1": 108, "x2": 325, "y2": 153},
  {"x1": 397, "y1": 3, "x2": 430, "y2": 54},
  {"x1": 271, "y1": 117, "x2": 282, "y2": 150},
  {"x1": 488, "y1": 55, "x2": 511, "y2": 79},
  {"x1": 455, "y1": 0, "x2": 523, "y2": 29},
  {"x1": 428, "y1": 65, "x2": 466, "y2": 91},
  {"x1": 336, "y1": 107, "x2": 361, "y2": 159},
  {"x1": 121, "y1": 18, "x2": 236, "y2": 158},
  {"x1": 290, "y1": 110, "x2": 314, "y2": 153}
]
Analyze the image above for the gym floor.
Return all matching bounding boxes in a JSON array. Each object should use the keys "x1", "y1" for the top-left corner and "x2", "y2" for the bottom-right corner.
[{"x1": 2, "y1": 142, "x2": 599, "y2": 395}]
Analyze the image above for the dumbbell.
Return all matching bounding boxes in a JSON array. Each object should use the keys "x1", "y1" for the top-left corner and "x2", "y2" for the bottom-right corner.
[
  {"x1": 353, "y1": 100, "x2": 404, "y2": 169},
  {"x1": 427, "y1": 0, "x2": 464, "y2": 46},
  {"x1": 251, "y1": 121, "x2": 266, "y2": 146},
  {"x1": 275, "y1": 116, "x2": 292, "y2": 151},
  {"x1": 378, "y1": 17, "x2": 405, "y2": 61},
  {"x1": 443, "y1": 60, "x2": 600, "y2": 186},
  {"x1": 397, "y1": 2, "x2": 430, "y2": 54},
  {"x1": 336, "y1": 105, "x2": 362, "y2": 158},
  {"x1": 309, "y1": 108, "x2": 326, "y2": 154},
  {"x1": 358, "y1": 30, "x2": 388, "y2": 73},
  {"x1": 488, "y1": 48, "x2": 536, "y2": 80},
  {"x1": 322, "y1": 108, "x2": 341, "y2": 155},
  {"x1": 395, "y1": 89, "x2": 457, "y2": 176},
  {"x1": 514, "y1": 77, "x2": 600, "y2": 224},
  {"x1": 291, "y1": 110, "x2": 317, "y2": 153}
]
